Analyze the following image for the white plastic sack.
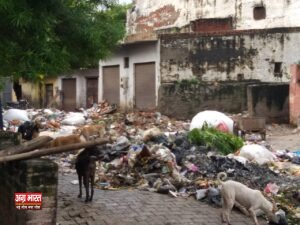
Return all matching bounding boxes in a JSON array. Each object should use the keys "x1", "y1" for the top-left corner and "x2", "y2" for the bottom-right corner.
[
  {"x1": 61, "y1": 112, "x2": 85, "y2": 126},
  {"x1": 239, "y1": 144, "x2": 276, "y2": 165},
  {"x1": 189, "y1": 110, "x2": 234, "y2": 133},
  {"x1": 3, "y1": 109, "x2": 30, "y2": 122},
  {"x1": 227, "y1": 154, "x2": 248, "y2": 165},
  {"x1": 43, "y1": 109, "x2": 54, "y2": 116}
]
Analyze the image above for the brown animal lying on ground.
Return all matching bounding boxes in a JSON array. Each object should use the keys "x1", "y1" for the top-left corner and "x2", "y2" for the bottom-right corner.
[
  {"x1": 74, "y1": 124, "x2": 106, "y2": 141},
  {"x1": 217, "y1": 172, "x2": 279, "y2": 225},
  {"x1": 75, "y1": 146, "x2": 100, "y2": 202},
  {"x1": 47, "y1": 134, "x2": 83, "y2": 148}
]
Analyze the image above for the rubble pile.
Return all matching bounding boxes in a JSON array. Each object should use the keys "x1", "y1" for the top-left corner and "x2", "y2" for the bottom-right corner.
[{"x1": 1, "y1": 103, "x2": 300, "y2": 223}]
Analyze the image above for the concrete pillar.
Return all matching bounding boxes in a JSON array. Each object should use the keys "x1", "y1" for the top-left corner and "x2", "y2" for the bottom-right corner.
[{"x1": 289, "y1": 64, "x2": 300, "y2": 125}]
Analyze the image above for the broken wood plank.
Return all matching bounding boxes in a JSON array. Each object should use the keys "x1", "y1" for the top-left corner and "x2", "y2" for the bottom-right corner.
[
  {"x1": 0, "y1": 138, "x2": 110, "y2": 163},
  {"x1": 0, "y1": 136, "x2": 53, "y2": 157}
]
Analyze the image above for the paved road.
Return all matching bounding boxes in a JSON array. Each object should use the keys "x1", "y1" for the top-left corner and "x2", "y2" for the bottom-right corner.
[{"x1": 56, "y1": 172, "x2": 267, "y2": 225}]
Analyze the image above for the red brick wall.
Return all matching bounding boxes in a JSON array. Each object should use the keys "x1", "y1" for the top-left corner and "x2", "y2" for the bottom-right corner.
[
  {"x1": 191, "y1": 18, "x2": 233, "y2": 33},
  {"x1": 127, "y1": 4, "x2": 180, "y2": 41}
]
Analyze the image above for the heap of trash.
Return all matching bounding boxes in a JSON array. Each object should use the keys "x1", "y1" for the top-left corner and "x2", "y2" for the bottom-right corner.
[{"x1": 2, "y1": 104, "x2": 300, "y2": 223}]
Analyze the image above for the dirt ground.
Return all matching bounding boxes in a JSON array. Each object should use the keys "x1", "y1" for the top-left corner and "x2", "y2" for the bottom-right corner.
[{"x1": 266, "y1": 124, "x2": 300, "y2": 152}]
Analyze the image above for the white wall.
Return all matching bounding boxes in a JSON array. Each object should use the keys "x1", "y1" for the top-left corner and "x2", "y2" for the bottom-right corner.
[
  {"x1": 127, "y1": 0, "x2": 300, "y2": 35},
  {"x1": 99, "y1": 41, "x2": 159, "y2": 109}
]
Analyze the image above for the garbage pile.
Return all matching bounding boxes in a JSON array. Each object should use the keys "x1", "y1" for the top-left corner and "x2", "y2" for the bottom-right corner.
[{"x1": 1, "y1": 106, "x2": 300, "y2": 223}]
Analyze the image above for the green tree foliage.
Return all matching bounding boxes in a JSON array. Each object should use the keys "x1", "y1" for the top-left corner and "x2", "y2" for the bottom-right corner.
[{"x1": 0, "y1": 0, "x2": 128, "y2": 81}]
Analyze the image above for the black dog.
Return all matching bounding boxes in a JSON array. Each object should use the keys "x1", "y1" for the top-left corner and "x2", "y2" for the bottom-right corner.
[
  {"x1": 75, "y1": 146, "x2": 102, "y2": 202},
  {"x1": 17, "y1": 121, "x2": 39, "y2": 140},
  {"x1": 75, "y1": 144, "x2": 123, "y2": 202}
]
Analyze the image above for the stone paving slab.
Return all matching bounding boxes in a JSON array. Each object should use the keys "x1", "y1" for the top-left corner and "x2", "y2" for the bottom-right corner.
[{"x1": 57, "y1": 173, "x2": 268, "y2": 225}]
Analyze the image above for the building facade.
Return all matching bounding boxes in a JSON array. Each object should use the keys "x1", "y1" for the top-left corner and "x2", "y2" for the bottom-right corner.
[{"x1": 100, "y1": 0, "x2": 300, "y2": 118}]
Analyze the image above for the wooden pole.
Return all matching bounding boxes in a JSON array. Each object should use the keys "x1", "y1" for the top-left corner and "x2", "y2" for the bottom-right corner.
[
  {"x1": 0, "y1": 138, "x2": 109, "y2": 163},
  {"x1": 0, "y1": 97, "x2": 3, "y2": 130},
  {"x1": 0, "y1": 136, "x2": 53, "y2": 156}
]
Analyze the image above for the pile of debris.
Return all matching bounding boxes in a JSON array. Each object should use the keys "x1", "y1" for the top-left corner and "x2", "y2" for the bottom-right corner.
[{"x1": 1, "y1": 104, "x2": 300, "y2": 223}]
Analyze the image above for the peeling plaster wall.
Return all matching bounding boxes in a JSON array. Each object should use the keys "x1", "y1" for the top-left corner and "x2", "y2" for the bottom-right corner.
[
  {"x1": 160, "y1": 29, "x2": 300, "y2": 83},
  {"x1": 127, "y1": 0, "x2": 300, "y2": 40},
  {"x1": 99, "y1": 42, "x2": 159, "y2": 109}
]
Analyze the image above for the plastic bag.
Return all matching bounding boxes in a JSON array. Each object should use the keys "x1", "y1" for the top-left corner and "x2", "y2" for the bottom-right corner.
[
  {"x1": 3, "y1": 109, "x2": 29, "y2": 122},
  {"x1": 196, "y1": 189, "x2": 208, "y2": 200},
  {"x1": 184, "y1": 161, "x2": 199, "y2": 172},
  {"x1": 190, "y1": 110, "x2": 234, "y2": 133},
  {"x1": 112, "y1": 136, "x2": 130, "y2": 151},
  {"x1": 264, "y1": 182, "x2": 279, "y2": 194},
  {"x1": 61, "y1": 112, "x2": 85, "y2": 125},
  {"x1": 127, "y1": 145, "x2": 145, "y2": 168},
  {"x1": 239, "y1": 144, "x2": 276, "y2": 165}
]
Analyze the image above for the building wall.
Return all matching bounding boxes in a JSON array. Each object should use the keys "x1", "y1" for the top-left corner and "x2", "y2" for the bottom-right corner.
[
  {"x1": 99, "y1": 41, "x2": 159, "y2": 109},
  {"x1": 20, "y1": 79, "x2": 41, "y2": 107},
  {"x1": 58, "y1": 74, "x2": 83, "y2": 109},
  {"x1": 247, "y1": 83, "x2": 289, "y2": 123},
  {"x1": 0, "y1": 77, "x2": 13, "y2": 105},
  {"x1": 158, "y1": 81, "x2": 251, "y2": 120},
  {"x1": 43, "y1": 77, "x2": 59, "y2": 107},
  {"x1": 127, "y1": 0, "x2": 300, "y2": 40},
  {"x1": 160, "y1": 29, "x2": 300, "y2": 83},
  {"x1": 58, "y1": 69, "x2": 98, "y2": 109},
  {"x1": 20, "y1": 77, "x2": 58, "y2": 108}
]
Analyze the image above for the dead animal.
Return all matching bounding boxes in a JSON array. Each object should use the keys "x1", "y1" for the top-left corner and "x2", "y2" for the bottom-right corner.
[
  {"x1": 75, "y1": 146, "x2": 101, "y2": 202},
  {"x1": 217, "y1": 172, "x2": 279, "y2": 225}
]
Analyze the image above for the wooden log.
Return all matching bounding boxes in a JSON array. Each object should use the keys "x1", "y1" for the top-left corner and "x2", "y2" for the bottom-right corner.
[
  {"x1": 0, "y1": 138, "x2": 110, "y2": 163},
  {"x1": 0, "y1": 136, "x2": 53, "y2": 157}
]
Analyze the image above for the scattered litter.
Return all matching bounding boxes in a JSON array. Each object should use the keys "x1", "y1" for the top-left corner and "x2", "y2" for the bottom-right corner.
[
  {"x1": 61, "y1": 112, "x2": 85, "y2": 126},
  {"x1": 71, "y1": 180, "x2": 79, "y2": 185},
  {"x1": 2, "y1": 103, "x2": 299, "y2": 222},
  {"x1": 264, "y1": 182, "x2": 280, "y2": 194},
  {"x1": 143, "y1": 127, "x2": 163, "y2": 142},
  {"x1": 196, "y1": 189, "x2": 207, "y2": 200}
]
